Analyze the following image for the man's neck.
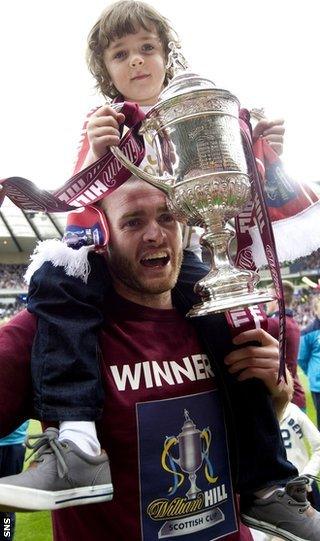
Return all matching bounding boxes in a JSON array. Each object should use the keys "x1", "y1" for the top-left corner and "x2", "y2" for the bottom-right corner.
[{"x1": 113, "y1": 281, "x2": 173, "y2": 310}]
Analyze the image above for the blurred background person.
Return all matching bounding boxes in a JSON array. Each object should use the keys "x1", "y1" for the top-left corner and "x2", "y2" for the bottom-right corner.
[
  {"x1": 267, "y1": 280, "x2": 306, "y2": 410},
  {"x1": 298, "y1": 295, "x2": 320, "y2": 428},
  {"x1": 251, "y1": 398, "x2": 320, "y2": 540},
  {"x1": 0, "y1": 421, "x2": 29, "y2": 540},
  {"x1": 279, "y1": 400, "x2": 320, "y2": 510}
]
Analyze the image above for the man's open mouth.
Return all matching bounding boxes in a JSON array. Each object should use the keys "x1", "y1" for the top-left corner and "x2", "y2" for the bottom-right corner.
[{"x1": 140, "y1": 251, "x2": 170, "y2": 268}]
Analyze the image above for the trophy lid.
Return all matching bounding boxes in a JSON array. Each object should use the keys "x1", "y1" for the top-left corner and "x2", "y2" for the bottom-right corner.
[
  {"x1": 141, "y1": 41, "x2": 240, "y2": 132},
  {"x1": 158, "y1": 42, "x2": 216, "y2": 102},
  {"x1": 178, "y1": 409, "x2": 201, "y2": 437}
]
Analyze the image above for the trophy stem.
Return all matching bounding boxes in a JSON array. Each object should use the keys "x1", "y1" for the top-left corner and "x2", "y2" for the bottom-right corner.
[
  {"x1": 186, "y1": 472, "x2": 201, "y2": 500},
  {"x1": 187, "y1": 224, "x2": 273, "y2": 317}
]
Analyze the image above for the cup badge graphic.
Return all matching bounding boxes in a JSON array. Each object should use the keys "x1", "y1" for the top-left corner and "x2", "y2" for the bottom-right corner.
[{"x1": 162, "y1": 409, "x2": 217, "y2": 500}]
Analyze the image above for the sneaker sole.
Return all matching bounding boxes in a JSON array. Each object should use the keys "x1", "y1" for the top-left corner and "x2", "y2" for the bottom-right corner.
[
  {"x1": 241, "y1": 513, "x2": 309, "y2": 541},
  {"x1": 0, "y1": 483, "x2": 113, "y2": 512}
]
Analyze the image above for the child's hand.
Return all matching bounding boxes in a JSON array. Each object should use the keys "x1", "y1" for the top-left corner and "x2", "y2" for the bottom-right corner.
[
  {"x1": 87, "y1": 105, "x2": 126, "y2": 160},
  {"x1": 252, "y1": 118, "x2": 285, "y2": 156}
]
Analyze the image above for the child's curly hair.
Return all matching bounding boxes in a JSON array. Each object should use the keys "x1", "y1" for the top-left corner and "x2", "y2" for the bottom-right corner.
[{"x1": 86, "y1": 0, "x2": 179, "y2": 99}]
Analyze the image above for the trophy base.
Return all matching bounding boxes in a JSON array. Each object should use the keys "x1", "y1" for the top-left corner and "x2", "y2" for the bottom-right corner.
[{"x1": 187, "y1": 290, "x2": 273, "y2": 318}]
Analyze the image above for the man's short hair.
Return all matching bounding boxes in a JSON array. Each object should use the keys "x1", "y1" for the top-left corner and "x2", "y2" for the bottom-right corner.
[{"x1": 282, "y1": 280, "x2": 295, "y2": 306}]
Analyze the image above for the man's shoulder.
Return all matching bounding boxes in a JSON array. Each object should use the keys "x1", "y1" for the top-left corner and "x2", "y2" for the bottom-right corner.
[
  {"x1": 0, "y1": 309, "x2": 36, "y2": 336},
  {"x1": 285, "y1": 313, "x2": 300, "y2": 332}
]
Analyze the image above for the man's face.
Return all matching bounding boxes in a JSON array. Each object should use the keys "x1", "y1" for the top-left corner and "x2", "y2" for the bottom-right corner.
[
  {"x1": 101, "y1": 180, "x2": 182, "y2": 304},
  {"x1": 103, "y1": 25, "x2": 166, "y2": 106}
]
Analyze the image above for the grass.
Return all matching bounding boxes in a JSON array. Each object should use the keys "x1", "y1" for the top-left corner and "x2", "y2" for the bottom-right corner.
[
  {"x1": 14, "y1": 420, "x2": 52, "y2": 541},
  {"x1": 13, "y1": 371, "x2": 317, "y2": 541}
]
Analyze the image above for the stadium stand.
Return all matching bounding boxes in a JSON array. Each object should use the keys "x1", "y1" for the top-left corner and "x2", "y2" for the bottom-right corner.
[{"x1": 0, "y1": 198, "x2": 319, "y2": 326}]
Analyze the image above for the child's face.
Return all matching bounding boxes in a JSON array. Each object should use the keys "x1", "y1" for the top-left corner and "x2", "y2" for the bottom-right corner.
[{"x1": 103, "y1": 25, "x2": 166, "y2": 106}]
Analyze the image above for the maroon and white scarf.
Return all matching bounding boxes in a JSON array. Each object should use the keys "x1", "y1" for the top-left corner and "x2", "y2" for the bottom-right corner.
[{"x1": 1, "y1": 102, "x2": 320, "y2": 381}]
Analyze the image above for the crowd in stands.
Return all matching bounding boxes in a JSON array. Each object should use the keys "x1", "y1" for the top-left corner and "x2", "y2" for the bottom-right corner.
[
  {"x1": 0, "y1": 264, "x2": 27, "y2": 290},
  {"x1": 0, "y1": 249, "x2": 320, "y2": 325},
  {"x1": 0, "y1": 264, "x2": 28, "y2": 323},
  {"x1": 290, "y1": 248, "x2": 320, "y2": 273},
  {"x1": 293, "y1": 293, "x2": 315, "y2": 329},
  {"x1": 0, "y1": 301, "x2": 24, "y2": 323}
]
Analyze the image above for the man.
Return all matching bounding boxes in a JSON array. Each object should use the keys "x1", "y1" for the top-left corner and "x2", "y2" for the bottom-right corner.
[
  {"x1": 0, "y1": 179, "x2": 319, "y2": 541},
  {"x1": 267, "y1": 280, "x2": 306, "y2": 410}
]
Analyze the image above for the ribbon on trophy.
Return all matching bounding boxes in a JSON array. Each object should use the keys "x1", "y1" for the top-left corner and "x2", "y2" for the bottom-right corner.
[{"x1": 1, "y1": 103, "x2": 320, "y2": 381}]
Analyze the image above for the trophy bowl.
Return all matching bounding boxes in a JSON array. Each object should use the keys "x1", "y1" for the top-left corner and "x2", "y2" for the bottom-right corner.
[{"x1": 110, "y1": 46, "x2": 272, "y2": 316}]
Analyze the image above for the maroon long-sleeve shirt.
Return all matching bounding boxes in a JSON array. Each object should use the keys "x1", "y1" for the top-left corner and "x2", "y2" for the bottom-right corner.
[{"x1": 0, "y1": 308, "x2": 253, "y2": 541}]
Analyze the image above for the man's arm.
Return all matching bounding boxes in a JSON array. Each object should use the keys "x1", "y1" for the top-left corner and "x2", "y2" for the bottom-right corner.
[
  {"x1": 0, "y1": 309, "x2": 36, "y2": 437},
  {"x1": 224, "y1": 328, "x2": 294, "y2": 419}
]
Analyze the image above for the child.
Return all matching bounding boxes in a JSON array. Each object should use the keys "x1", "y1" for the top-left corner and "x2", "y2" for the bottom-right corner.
[{"x1": 0, "y1": 3, "x2": 313, "y2": 540}]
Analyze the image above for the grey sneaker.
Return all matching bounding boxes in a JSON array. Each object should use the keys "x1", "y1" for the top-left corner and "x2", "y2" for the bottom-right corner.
[
  {"x1": 241, "y1": 476, "x2": 320, "y2": 541},
  {"x1": 0, "y1": 427, "x2": 113, "y2": 512}
]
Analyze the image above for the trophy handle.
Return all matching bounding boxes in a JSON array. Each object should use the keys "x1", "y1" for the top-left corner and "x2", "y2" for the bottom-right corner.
[
  {"x1": 110, "y1": 101, "x2": 174, "y2": 195},
  {"x1": 109, "y1": 145, "x2": 174, "y2": 196}
]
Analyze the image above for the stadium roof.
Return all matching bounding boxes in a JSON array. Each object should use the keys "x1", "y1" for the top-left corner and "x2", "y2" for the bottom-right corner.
[
  {"x1": 1, "y1": 180, "x2": 319, "y2": 256},
  {"x1": 0, "y1": 198, "x2": 67, "y2": 254}
]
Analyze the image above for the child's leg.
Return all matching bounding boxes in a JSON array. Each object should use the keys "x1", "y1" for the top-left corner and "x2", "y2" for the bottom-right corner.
[
  {"x1": 176, "y1": 250, "x2": 298, "y2": 494},
  {"x1": 59, "y1": 421, "x2": 101, "y2": 456},
  {"x1": 177, "y1": 251, "x2": 320, "y2": 540},
  {"x1": 0, "y1": 252, "x2": 113, "y2": 512},
  {"x1": 27, "y1": 252, "x2": 109, "y2": 426}
]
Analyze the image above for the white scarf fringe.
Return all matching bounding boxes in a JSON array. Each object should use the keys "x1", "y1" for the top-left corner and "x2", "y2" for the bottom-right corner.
[
  {"x1": 250, "y1": 199, "x2": 320, "y2": 268},
  {"x1": 24, "y1": 239, "x2": 94, "y2": 285}
]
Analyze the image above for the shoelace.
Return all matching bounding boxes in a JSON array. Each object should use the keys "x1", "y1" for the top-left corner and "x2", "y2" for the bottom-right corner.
[
  {"x1": 305, "y1": 474, "x2": 320, "y2": 483},
  {"x1": 25, "y1": 429, "x2": 69, "y2": 479},
  {"x1": 277, "y1": 491, "x2": 310, "y2": 510},
  {"x1": 279, "y1": 476, "x2": 312, "y2": 512}
]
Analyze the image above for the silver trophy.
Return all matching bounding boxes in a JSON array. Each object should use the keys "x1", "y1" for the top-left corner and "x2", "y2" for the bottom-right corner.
[{"x1": 111, "y1": 43, "x2": 272, "y2": 316}]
